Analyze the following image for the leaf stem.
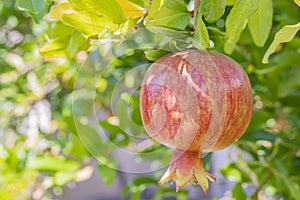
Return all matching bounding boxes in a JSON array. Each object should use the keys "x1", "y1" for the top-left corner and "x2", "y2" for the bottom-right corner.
[{"x1": 194, "y1": 0, "x2": 201, "y2": 30}]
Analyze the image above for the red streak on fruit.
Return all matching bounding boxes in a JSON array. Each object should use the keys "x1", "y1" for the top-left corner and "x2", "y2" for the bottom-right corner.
[{"x1": 140, "y1": 49, "x2": 253, "y2": 193}]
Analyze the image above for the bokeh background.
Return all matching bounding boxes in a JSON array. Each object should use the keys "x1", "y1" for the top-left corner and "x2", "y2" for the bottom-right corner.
[{"x1": 0, "y1": 0, "x2": 300, "y2": 199}]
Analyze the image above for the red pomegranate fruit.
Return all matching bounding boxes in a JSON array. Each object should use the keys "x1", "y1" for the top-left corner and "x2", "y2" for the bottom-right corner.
[{"x1": 140, "y1": 49, "x2": 253, "y2": 193}]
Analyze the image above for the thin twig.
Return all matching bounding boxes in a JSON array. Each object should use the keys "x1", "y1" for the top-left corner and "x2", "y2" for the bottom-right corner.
[
  {"x1": 194, "y1": 0, "x2": 201, "y2": 30},
  {"x1": 251, "y1": 169, "x2": 273, "y2": 197},
  {"x1": 250, "y1": 150, "x2": 297, "y2": 198}
]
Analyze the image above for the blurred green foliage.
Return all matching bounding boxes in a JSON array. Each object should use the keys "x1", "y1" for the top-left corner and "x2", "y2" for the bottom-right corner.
[{"x1": 0, "y1": 0, "x2": 300, "y2": 199}]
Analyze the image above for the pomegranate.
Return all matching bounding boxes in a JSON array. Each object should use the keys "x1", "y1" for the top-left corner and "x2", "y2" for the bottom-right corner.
[{"x1": 140, "y1": 49, "x2": 253, "y2": 193}]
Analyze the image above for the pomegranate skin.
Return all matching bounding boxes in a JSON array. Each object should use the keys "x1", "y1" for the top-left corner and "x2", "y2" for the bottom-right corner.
[{"x1": 140, "y1": 49, "x2": 253, "y2": 192}]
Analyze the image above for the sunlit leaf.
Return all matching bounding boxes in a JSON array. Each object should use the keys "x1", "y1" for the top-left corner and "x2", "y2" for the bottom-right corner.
[
  {"x1": 224, "y1": 0, "x2": 259, "y2": 54},
  {"x1": 50, "y1": 2, "x2": 74, "y2": 21},
  {"x1": 69, "y1": 0, "x2": 126, "y2": 24},
  {"x1": 201, "y1": 0, "x2": 226, "y2": 23},
  {"x1": 248, "y1": 0, "x2": 273, "y2": 47},
  {"x1": 39, "y1": 40, "x2": 68, "y2": 58},
  {"x1": 116, "y1": 0, "x2": 147, "y2": 19},
  {"x1": 62, "y1": 12, "x2": 118, "y2": 37},
  {"x1": 47, "y1": 23, "x2": 76, "y2": 39},
  {"x1": 39, "y1": 23, "x2": 76, "y2": 57},
  {"x1": 262, "y1": 22, "x2": 300, "y2": 64},
  {"x1": 65, "y1": 31, "x2": 89, "y2": 56},
  {"x1": 145, "y1": 0, "x2": 191, "y2": 30},
  {"x1": 40, "y1": 27, "x2": 87, "y2": 58},
  {"x1": 17, "y1": 0, "x2": 46, "y2": 23},
  {"x1": 226, "y1": 0, "x2": 236, "y2": 6}
]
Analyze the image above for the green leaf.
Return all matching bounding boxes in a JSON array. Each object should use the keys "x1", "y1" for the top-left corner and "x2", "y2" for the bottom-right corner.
[
  {"x1": 132, "y1": 176, "x2": 157, "y2": 186},
  {"x1": 154, "y1": 33, "x2": 173, "y2": 47},
  {"x1": 144, "y1": 49, "x2": 170, "y2": 61},
  {"x1": 221, "y1": 165, "x2": 242, "y2": 182},
  {"x1": 62, "y1": 12, "x2": 118, "y2": 37},
  {"x1": 262, "y1": 22, "x2": 300, "y2": 64},
  {"x1": 17, "y1": 0, "x2": 46, "y2": 23},
  {"x1": 168, "y1": 40, "x2": 191, "y2": 51},
  {"x1": 116, "y1": 98, "x2": 146, "y2": 137},
  {"x1": 201, "y1": 0, "x2": 226, "y2": 23},
  {"x1": 146, "y1": 23, "x2": 190, "y2": 38},
  {"x1": 68, "y1": 134, "x2": 91, "y2": 160},
  {"x1": 224, "y1": 0, "x2": 259, "y2": 54},
  {"x1": 99, "y1": 121, "x2": 124, "y2": 135},
  {"x1": 207, "y1": 27, "x2": 226, "y2": 47},
  {"x1": 98, "y1": 161, "x2": 117, "y2": 186},
  {"x1": 281, "y1": 176, "x2": 300, "y2": 200},
  {"x1": 131, "y1": 192, "x2": 142, "y2": 200},
  {"x1": 27, "y1": 156, "x2": 80, "y2": 172},
  {"x1": 232, "y1": 183, "x2": 247, "y2": 200},
  {"x1": 193, "y1": 12, "x2": 210, "y2": 50},
  {"x1": 122, "y1": 177, "x2": 156, "y2": 199},
  {"x1": 272, "y1": 160, "x2": 300, "y2": 200},
  {"x1": 145, "y1": 0, "x2": 191, "y2": 30},
  {"x1": 280, "y1": 91, "x2": 300, "y2": 107},
  {"x1": 72, "y1": 117, "x2": 111, "y2": 163},
  {"x1": 99, "y1": 120, "x2": 130, "y2": 146},
  {"x1": 69, "y1": 0, "x2": 126, "y2": 24},
  {"x1": 155, "y1": 188, "x2": 188, "y2": 200},
  {"x1": 248, "y1": 0, "x2": 273, "y2": 47}
]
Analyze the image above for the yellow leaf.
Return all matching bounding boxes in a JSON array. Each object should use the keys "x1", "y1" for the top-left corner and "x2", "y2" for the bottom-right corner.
[
  {"x1": 294, "y1": 0, "x2": 300, "y2": 7},
  {"x1": 62, "y1": 12, "x2": 118, "y2": 36},
  {"x1": 116, "y1": 0, "x2": 147, "y2": 19},
  {"x1": 50, "y1": 2, "x2": 75, "y2": 21}
]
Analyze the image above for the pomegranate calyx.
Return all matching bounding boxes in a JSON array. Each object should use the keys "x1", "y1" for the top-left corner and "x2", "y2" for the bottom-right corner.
[{"x1": 158, "y1": 150, "x2": 215, "y2": 194}]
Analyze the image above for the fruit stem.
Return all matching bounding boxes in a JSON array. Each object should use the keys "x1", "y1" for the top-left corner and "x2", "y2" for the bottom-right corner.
[
  {"x1": 194, "y1": 0, "x2": 201, "y2": 30},
  {"x1": 158, "y1": 150, "x2": 215, "y2": 194}
]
